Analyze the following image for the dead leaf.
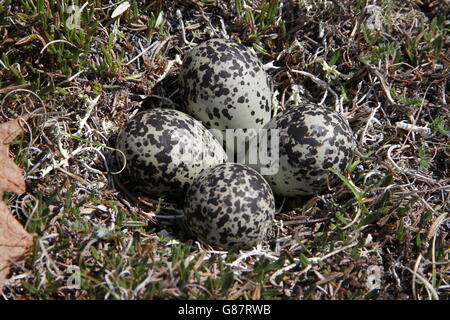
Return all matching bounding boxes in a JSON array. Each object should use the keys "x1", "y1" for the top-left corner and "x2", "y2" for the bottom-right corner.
[
  {"x1": 0, "y1": 201, "x2": 33, "y2": 289},
  {"x1": 0, "y1": 116, "x2": 32, "y2": 292},
  {"x1": 0, "y1": 115, "x2": 29, "y2": 194}
]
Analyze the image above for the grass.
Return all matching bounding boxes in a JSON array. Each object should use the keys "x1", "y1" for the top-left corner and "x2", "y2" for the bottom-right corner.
[{"x1": 1, "y1": 0, "x2": 449, "y2": 300}]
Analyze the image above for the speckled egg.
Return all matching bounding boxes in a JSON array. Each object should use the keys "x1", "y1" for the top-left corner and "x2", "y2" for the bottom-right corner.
[
  {"x1": 179, "y1": 38, "x2": 272, "y2": 135},
  {"x1": 250, "y1": 103, "x2": 356, "y2": 196},
  {"x1": 183, "y1": 163, "x2": 275, "y2": 249},
  {"x1": 115, "y1": 108, "x2": 228, "y2": 198}
]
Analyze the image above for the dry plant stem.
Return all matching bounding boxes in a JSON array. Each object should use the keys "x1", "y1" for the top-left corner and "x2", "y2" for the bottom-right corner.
[
  {"x1": 360, "y1": 104, "x2": 380, "y2": 146},
  {"x1": 340, "y1": 206, "x2": 361, "y2": 230},
  {"x1": 40, "y1": 39, "x2": 77, "y2": 54},
  {"x1": 0, "y1": 83, "x2": 31, "y2": 95},
  {"x1": 368, "y1": 67, "x2": 396, "y2": 105},
  {"x1": 0, "y1": 89, "x2": 47, "y2": 120},
  {"x1": 176, "y1": 9, "x2": 190, "y2": 45},
  {"x1": 405, "y1": 262, "x2": 439, "y2": 300},
  {"x1": 412, "y1": 254, "x2": 422, "y2": 299},
  {"x1": 291, "y1": 69, "x2": 339, "y2": 102},
  {"x1": 125, "y1": 41, "x2": 159, "y2": 66}
]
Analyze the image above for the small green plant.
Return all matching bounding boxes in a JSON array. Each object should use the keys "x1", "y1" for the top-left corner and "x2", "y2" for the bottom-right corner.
[
  {"x1": 234, "y1": 0, "x2": 284, "y2": 45},
  {"x1": 381, "y1": 0, "x2": 394, "y2": 31},
  {"x1": 147, "y1": 10, "x2": 165, "y2": 35},
  {"x1": 390, "y1": 89, "x2": 424, "y2": 108},
  {"x1": 362, "y1": 25, "x2": 375, "y2": 44},
  {"x1": 256, "y1": 0, "x2": 279, "y2": 34},
  {"x1": 0, "y1": 53, "x2": 28, "y2": 85},
  {"x1": 429, "y1": 116, "x2": 450, "y2": 137},
  {"x1": 360, "y1": 42, "x2": 397, "y2": 64},
  {"x1": 424, "y1": 14, "x2": 447, "y2": 54},
  {"x1": 329, "y1": 49, "x2": 342, "y2": 66},
  {"x1": 89, "y1": 32, "x2": 125, "y2": 77},
  {"x1": 329, "y1": 167, "x2": 368, "y2": 215},
  {"x1": 418, "y1": 146, "x2": 432, "y2": 171}
]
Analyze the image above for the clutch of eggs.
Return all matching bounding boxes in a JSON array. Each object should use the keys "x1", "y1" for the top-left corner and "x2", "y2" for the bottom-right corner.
[
  {"x1": 248, "y1": 103, "x2": 356, "y2": 197},
  {"x1": 115, "y1": 108, "x2": 228, "y2": 198}
]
